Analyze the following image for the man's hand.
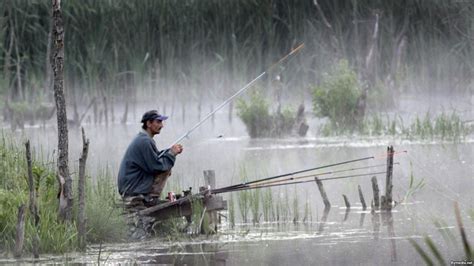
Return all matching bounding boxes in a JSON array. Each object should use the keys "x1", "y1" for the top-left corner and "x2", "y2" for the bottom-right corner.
[{"x1": 170, "y1": 144, "x2": 183, "y2": 156}]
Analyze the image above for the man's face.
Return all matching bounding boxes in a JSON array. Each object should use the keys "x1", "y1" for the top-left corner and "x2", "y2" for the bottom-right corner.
[{"x1": 147, "y1": 119, "x2": 164, "y2": 135}]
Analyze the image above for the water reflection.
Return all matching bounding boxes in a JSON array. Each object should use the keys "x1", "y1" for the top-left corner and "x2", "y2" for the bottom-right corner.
[
  {"x1": 382, "y1": 211, "x2": 397, "y2": 262},
  {"x1": 317, "y1": 207, "x2": 330, "y2": 234}
]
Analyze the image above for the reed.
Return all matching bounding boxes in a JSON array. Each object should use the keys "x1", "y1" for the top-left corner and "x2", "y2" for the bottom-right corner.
[
  {"x1": 0, "y1": 133, "x2": 125, "y2": 255},
  {"x1": 1, "y1": 1, "x2": 470, "y2": 108}
]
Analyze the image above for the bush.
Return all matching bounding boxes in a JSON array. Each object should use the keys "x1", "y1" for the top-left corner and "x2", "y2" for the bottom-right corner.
[
  {"x1": 237, "y1": 90, "x2": 296, "y2": 138},
  {"x1": 312, "y1": 60, "x2": 362, "y2": 131}
]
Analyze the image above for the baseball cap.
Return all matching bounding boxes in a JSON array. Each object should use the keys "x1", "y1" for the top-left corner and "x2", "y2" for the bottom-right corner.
[{"x1": 141, "y1": 110, "x2": 168, "y2": 123}]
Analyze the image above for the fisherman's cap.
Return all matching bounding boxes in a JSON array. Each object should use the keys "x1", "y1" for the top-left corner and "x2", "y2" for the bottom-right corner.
[{"x1": 141, "y1": 110, "x2": 168, "y2": 123}]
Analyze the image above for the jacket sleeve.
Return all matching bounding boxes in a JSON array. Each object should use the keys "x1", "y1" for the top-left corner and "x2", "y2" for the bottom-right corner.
[{"x1": 141, "y1": 139, "x2": 176, "y2": 174}]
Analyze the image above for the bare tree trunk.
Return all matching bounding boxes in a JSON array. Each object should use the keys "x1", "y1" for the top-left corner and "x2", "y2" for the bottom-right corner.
[
  {"x1": 78, "y1": 127, "x2": 89, "y2": 250},
  {"x1": 51, "y1": 0, "x2": 71, "y2": 221},
  {"x1": 25, "y1": 140, "x2": 39, "y2": 258}
]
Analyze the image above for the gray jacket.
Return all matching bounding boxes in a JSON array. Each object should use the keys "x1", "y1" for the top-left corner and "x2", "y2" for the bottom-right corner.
[{"x1": 118, "y1": 132, "x2": 175, "y2": 196}]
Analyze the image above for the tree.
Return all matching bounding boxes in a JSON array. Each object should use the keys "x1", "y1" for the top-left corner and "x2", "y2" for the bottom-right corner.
[{"x1": 51, "y1": 0, "x2": 71, "y2": 221}]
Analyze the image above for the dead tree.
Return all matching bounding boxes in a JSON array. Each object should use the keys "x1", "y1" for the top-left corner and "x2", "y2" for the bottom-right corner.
[
  {"x1": 78, "y1": 128, "x2": 89, "y2": 250},
  {"x1": 51, "y1": 0, "x2": 71, "y2": 221}
]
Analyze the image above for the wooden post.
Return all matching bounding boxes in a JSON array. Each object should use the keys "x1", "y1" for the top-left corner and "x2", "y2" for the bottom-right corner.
[
  {"x1": 371, "y1": 176, "x2": 380, "y2": 211},
  {"x1": 25, "y1": 140, "x2": 39, "y2": 258},
  {"x1": 13, "y1": 205, "x2": 26, "y2": 258},
  {"x1": 383, "y1": 146, "x2": 394, "y2": 210},
  {"x1": 314, "y1": 177, "x2": 331, "y2": 209},
  {"x1": 78, "y1": 127, "x2": 89, "y2": 250},
  {"x1": 342, "y1": 194, "x2": 351, "y2": 209},
  {"x1": 52, "y1": 0, "x2": 72, "y2": 222},
  {"x1": 358, "y1": 185, "x2": 367, "y2": 210},
  {"x1": 203, "y1": 170, "x2": 218, "y2": 234}
]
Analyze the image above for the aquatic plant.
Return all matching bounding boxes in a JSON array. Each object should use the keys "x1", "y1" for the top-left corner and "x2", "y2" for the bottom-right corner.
[
  {"x1": 402, "y1": 162, "x2": 425, "y2": 202},
  {"x1": 250, "y1": 188, "x2": 260, "y2": 224},
  {"x1": 261, "y1": 189, "x2": 273, "y2": 222},
  {"x1": 292, "y1": 187, "x2": 299, "y2": 223},
  {"x1": 410, "y1": 203, "x2": 473, "y2": 263},
  {"x1": 318, "y1": 111, "x2": 471, "y2": 140},
  {"x1": 236, "y1": 90, "x2": 296, "y2": 138},
  {"x1": 237, "y1": 189, "x2": 251, "y2": 223},
  {"x1": 312, "y1": 60, "x2": 362, "y2": 131}
]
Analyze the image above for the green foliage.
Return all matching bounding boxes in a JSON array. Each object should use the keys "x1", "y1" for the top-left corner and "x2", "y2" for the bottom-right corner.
[
  {"x1": 236, "y1": 91, "x2": 271, "y2": 138},
  {"x1": 312, "y1": 60, "x2": 361, "y2": 131},
  {"x1": 237, "y1": 90, "x2": 296, "y2": 138},
  {"x1": 0, "y1": 133, "x2": 126, "y2": 255},
  {"x1": 85, "y1": 176, "x2": 126, "y2": 244}
]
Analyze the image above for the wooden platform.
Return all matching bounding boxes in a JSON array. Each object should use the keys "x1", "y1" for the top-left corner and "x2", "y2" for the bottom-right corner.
[{"x1": 137, "y1": 193, "x2": 227, "y2": 221}]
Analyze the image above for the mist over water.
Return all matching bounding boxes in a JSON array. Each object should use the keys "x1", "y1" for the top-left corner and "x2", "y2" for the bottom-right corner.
[{"x1": 5, "y1": 92, "x2": 472, "y2": 265}]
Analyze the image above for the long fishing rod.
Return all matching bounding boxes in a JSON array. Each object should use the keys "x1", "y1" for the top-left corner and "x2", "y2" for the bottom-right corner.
[
  {"x1": 162, "y1": 43, "x2": 305, "y2": 154},
  {"x1": 242, "y1": 162, "x2": 399, "y2": 188},
  {"x1": 212, "y1": 171, "x2": 387, "y2": 194},
  {"x1": 212, "y1": 156, "x2": 375, "y2": 194}
]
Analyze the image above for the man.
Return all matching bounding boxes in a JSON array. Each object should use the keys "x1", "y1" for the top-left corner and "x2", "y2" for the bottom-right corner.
[{"x1": 118, "y1": 110, "x2": 183, "y2": 205}]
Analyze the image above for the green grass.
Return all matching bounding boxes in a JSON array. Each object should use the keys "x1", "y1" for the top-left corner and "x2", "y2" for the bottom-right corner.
[
  {"x1": 0, "y1": 132, "x2": 126, "y2": 256},
  {"x1": 319, "y1": 111, "x2": 471, "y2": 140}
]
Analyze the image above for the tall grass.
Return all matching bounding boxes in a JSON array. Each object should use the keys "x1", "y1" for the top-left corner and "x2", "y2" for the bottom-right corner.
[
  {"x1": 319, "y1": 111, "x2": 472, "y2": 140},
  {"x1": 1, "y1": 1, "x2": 470, "y2": 107},
  {"x1": 0, "y1": 133, "x2": 125, "y2": 255}
]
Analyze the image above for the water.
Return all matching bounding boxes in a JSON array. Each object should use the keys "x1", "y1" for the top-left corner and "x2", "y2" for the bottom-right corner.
[{"x1": 2, "y1": 94, "x2": 473, "y2": 265}]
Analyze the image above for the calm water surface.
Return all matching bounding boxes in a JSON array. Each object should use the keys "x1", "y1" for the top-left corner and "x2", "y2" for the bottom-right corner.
[{"x1": 3, "y1": 95, "x2": 473, "y2": 265}]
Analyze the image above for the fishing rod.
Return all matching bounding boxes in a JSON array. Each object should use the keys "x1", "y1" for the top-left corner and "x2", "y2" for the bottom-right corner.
[
  {"x1": 212, "y1": 171, "x2": 387, "y2": 194},
  {"x1": 161, "y1": 43, "x2": 305, "y2": 155},
  {"x1": 211, "y1": 156, "x2": 375, "y2": 194},
  {"x1": 240, "y1": 162, "x2": 399, "y2": 188}
]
